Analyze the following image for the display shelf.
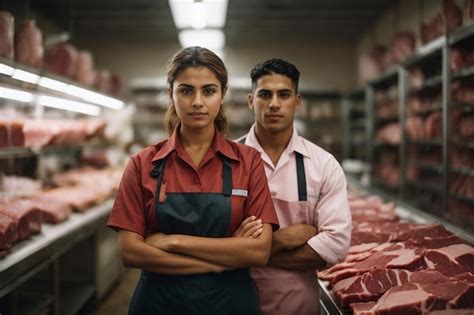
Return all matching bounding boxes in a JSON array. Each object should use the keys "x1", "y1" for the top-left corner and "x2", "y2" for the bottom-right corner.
[
  {"x1": 374, "y1": 115, "x2": 399, "y2": 124},
  {"x1": 451, "y1": 64, "x2": 474, "y2": 81},
  {"x1": 318, "y1": 279, "x2": 350, "y2": 315},
  {"x1": 411, "y1": 160, "x2": 443, "y2": 173},
  {"x1": 59, "y1": 283, "x2": 95, "y2": 315},
  {"x1": 17, "y1": 291, "x2": 55, "y2": 315},
  {"x1": 409, "y1": 75, "x2": 442, "y2": 94},
  {"x1": 449, "y1": 193, "x2": 474, "y2": 205},
  {"x1": 403, "y1": 36, "x2": 445, "y2": 67},
  {"x1": 0, "y1": 199, "x2": 113, "y2": 297},
  {"x1": 373, "y1": 141, "x2": 399, "y2": 147},
  {"x1": 369, "y1": 67, "x2": 398, "y2": 86},
  {"x1": 449, "y1": 22, "x2": 474, "y2": 45},
  {"x1": 450, "y1": 167, "x2": 474, "y2": 176},
  {"x1": 405, "y1": 179, "x2": 443, "y2": 193},
  {"x1": 350, "y1": 119, "x2": 366, "y2": 129},
  {"x1": 409, "y1": 104, "x2": 442, "y2": 115},
  {"x1": 451, "y1": 139, "x2": 474, "y2": 148},
  {"x1": 407, "y1": 139, "x2": 443, "y2": 146}
]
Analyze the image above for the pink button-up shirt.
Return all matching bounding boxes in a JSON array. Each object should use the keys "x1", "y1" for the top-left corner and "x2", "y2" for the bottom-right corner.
[
  {"x1": 242, "y1": 124, "x2": 351, "y2": 265},
  {"x1": 241, "y1": 125, "x2": 351, "y2": 315}
]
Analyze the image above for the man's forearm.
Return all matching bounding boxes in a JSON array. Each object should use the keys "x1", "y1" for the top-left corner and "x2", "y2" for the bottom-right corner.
[{"x1": 267, "y1": 244, "x2": 327, "y2": 270}]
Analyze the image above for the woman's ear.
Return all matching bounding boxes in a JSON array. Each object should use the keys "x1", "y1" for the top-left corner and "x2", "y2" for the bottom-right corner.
[{"x1": 168, "y1": 87, "x2": 173, "y2": 101}]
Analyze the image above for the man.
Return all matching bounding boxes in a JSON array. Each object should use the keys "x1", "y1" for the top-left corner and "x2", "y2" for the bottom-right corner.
[{"x1": 238, "y1": 58, "x2": 351, "y2": 315}]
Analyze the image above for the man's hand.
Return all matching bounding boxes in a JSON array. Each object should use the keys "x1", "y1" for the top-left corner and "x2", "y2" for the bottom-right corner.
[
  {"x1": 233, "y1": 216, "x2": 263, "y2": 238},
  {"x1": 272, "y1": 224, "x2": 318, "y2": 253}
]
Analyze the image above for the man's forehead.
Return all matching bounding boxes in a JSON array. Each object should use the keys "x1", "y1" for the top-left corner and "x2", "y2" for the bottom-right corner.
[{"x1": 254, "y1": 74, "x2": 295, "y2": 91}]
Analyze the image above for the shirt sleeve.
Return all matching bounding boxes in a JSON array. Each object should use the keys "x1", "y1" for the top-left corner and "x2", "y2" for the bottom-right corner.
[
  {"x1": 245, "y1": 150, "x2": 279, "y2": 231},
  {"x1": 107, "y1": 156, "x2": 147, "y2": 236},
  {"x1": 307, "y1": 160, "x2": 351, "y2": 266}
]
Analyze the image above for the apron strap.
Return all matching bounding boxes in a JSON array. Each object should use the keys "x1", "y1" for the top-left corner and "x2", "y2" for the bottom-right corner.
[
  {"x1": 150, "y1": 159, "x2": 166, "y2": 201},
  {"x1": 295, "y1": 152, "x2": 307, "y2": 201},
  {"x1": 221, "y1": 155, "x2": 233, "y2": 196}
]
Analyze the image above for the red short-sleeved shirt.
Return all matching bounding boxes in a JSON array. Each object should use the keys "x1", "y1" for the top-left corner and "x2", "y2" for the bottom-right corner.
[{"x1": 107, "y1": 129, "x2": 279, "y2": 237}]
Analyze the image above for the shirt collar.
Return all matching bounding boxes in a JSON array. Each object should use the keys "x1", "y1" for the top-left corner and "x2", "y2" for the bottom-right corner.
[
  {"x1": 152, "y1": 126, "x2": 239, "y2": 163},
  {"x1": 245, "y1": 123, "x2": 310, "y2": 158}
]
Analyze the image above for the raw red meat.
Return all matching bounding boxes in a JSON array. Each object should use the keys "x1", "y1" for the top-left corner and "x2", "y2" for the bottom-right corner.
[
  {"x1": 2, "y1": 176, "x2": 42, "y2": 197},
  {"x1": 75, "y1": 50, "x2": 95, "y2": 86},
  {"x1": 0, "y1": 11, "x2": 14, "y2": 59},
  {"x1": 391, "y1": 32, "x2": 415, "y2": 63},
  {"x1": 0, "y1": 198, "x2": 42, "y2": 240},
  {"x1": 14, "y1": 20, "x2": 43, "y2": 68},
  {"x1": 0, "y1": 213, "x2": 18, "y2": 250},
  {"x1": 424, "y1": 111, "x2": 442, "y2": 139},
  {"x1": 443, "y1": 0, "x2": 463, "y2": 33},
  {"x1": 44, "y1": 42, "x2": 78, "y2": 79},
  {"x1": 406, "y1": 116, "x2": 425, "y2": 140},
  {"x1": 26, "y1": 195, "x2": 71, "y2": 223}
]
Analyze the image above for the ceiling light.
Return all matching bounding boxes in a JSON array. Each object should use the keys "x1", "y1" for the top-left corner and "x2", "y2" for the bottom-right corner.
[
  {"x1": 179, "y1": 29, "x2": 225, "y2": 51},
  {"x1": 12, "y1": 69, "x2": 40, "y2": 84},
  {"x1": 38, "y1": 95, "x2": 101, "y2": 116},
  {"x1": 64, "y1": 85, "x2": 124, "y2": 110},
  {"x1": 169, "y1": 0, "x2": 228, "y2": 29}
]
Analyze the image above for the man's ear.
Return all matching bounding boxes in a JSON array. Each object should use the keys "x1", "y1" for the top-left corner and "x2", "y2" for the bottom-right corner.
[
  {"x1": 295, "y1": 93, "x2": 302, "y2": 112},
  {"x1": 248, "y1": 93, "x2": 254, "y2": 110}
]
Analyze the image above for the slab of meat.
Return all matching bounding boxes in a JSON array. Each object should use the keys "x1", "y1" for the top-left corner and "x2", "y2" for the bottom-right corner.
[
  {"x1": 451, "y1": 48, "x2": 474, "y2": 71},
  {"x1": 406, "y1": 116, "x2": 425, "y2": 140},
  {"x1": 42, "y1": 185, "x2": 110, "y2": 212},
  {"x1": 423, "y1": 243, "x2": 474, "y2": 277},
  {"x1": 79, "y1": 118, "x2": 107, "y2": 139},
  {"x1": 2, "y1": 176, "x2": 42, "y2": 197},
  {"x1": 391, "y1": 31, "x2": 415, "y2": 63},
  {"x1": 0, "y1": 11, "x2": 14, "y2": 59},
  {"x1": 443, "y1": 0, "x2": 463, "y2": 33},
  {"x1": 391, "y1": 224, "x2": 453, "y2": 242},
  {"x1": 376, "y1": 123, "x2": 401, "y2": 145},
  {"x1": 0, "y1": 119, "x2": 26, "y2": 147},
  {"x1": 44, "y1": 42, "x2": 78, "y2": 79},
  {"x1": 23, "y1": 119, "x2": 59, "y2": 148},
  {"x1": 95, "y1": 69, "x2": 112, "y2": 94},
  {"x1": 14, "y1": 19, "x2": 43, "y2": 68},
  {"x1": 424, "y1": 111, "x2": 442, "y2": 139},
  {"x1": 27, "y1": 195, "x2": 71, "y2": 223},
  {"x1": 0, "y1": 120, "x2": 7, "y2": 148},
  {"x1": 75, "y1": 50, "x2": 95, "y2": 86},
  {"x1": 351, "y1": 281, "x2": 474, "y2": 315},
  {"x1": 459, "y1": 115, "x2": 474, "y2": 140},
  {"x1": 0, "y1": 213, "x2": 18, "y2": 250},
  {"x1": 421, "y1": 13, "x2": 443, "y2": 44},
  {"x1": 0, "y1": 198, "x2": 42, "y2": 240},
  {"x1": 110, "y1": 73, "x2": 124, "y2": 98},
  {"x1": 334, "y1": 269, "x2": 454, "y2": 308}
]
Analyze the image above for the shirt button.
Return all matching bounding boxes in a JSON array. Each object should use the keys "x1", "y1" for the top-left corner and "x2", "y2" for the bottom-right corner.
[{"x1": 193, "y1": 177, "x2": 200, "y2": 184}]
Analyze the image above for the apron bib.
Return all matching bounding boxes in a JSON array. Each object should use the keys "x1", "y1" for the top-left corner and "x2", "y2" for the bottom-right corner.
[{"x1": 129, "y1": 154, "x2": 260, "y2": 315}]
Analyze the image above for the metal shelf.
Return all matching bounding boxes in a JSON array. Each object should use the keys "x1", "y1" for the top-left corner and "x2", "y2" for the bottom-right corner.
[
  {"x1": 407, "y1": 138, "x2": 443, "y2": 146},
  {"x1": 408, "y1": 75, "x2": 442, "y2": 94},
  {"x1": 375, "y1": 115, "x2": 399, "y2": 123},
  {"x1": 449, "y1": 22, "x2": 474, "y2": 46},
  {"x1": 369, "y1": 66, "x2": 398, "y2": 86},
  {"x1": 409, "y1": 104, "x2": 442, "y2": 115},
  {"x1": 411, "y1": 160, "x2": 443, "y2": 173},
  {"x1": 17, "y1": 291, "x2": 55, "y2": 315},
  {"x1": 59, "y1": 283, "x2": 95, "y2": 315},
  {"x1": 451, "y1": 139, "x2": 474, "y2": 148},
  {"x1": 406, "y1": 179, "x2": 443, "y2": 193},
  {"x1": 450, "y1": 167, "x2": 474, "y2": 176},
  {"x1": 451, "y1": 64, "x2": 474, "y2": 81},
  {"x1": 0, "y1": 199, "x2": 113, "y2": 297},
  {"x1": 403, "y1": 36, "x2": 445, "y2": 67},
  {"x1": 449, "y1": 193, "x2": 474, "y2": 205}
]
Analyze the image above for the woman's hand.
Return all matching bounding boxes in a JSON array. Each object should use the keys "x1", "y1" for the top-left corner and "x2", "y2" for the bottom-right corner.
[{"x1": 233, "y1": 216, "x2": 263, "y2": 238}]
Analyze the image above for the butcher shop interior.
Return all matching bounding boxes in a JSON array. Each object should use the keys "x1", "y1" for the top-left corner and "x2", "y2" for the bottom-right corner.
[{"x1": 0, "y1": 0, "x2": 474, "y2": 314}]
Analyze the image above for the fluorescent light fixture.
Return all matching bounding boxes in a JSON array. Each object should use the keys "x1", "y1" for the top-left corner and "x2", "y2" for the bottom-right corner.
[
  {"x1": 169, "y1": 0, "x2": 228, "y2": 29},
  {"x1": 38, "y1": 77, "x2": 69, "y2": 92},
  {"x1": 0, "y1": 63, "x2": 15, "y2": 76},
  {"x1": 12, "y1": 69, "x2": 40, "y2": 84},
  {"x1": 64, "y1": 85, "x2": 124, "y2": 110},
  {"x1": 38, "y1": 95, "x2": 101, "y2": 116},
  {"x1": 191, "y1": 1, "x2": 206, "y2": 29},
  {"x1": 0, "y1": 86, "x2": 34, "y2": 102},
  {"x1": 179, "y1": 29, "x2": 225, "y2": 51}
]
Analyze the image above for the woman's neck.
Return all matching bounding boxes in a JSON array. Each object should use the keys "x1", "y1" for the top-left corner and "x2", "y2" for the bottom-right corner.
[{"x1": 179, "y1": 125, "x2": 215, "y2": 167}]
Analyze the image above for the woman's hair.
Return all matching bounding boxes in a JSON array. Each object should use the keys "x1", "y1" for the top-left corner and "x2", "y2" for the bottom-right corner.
[{"x1": 164, "y1": 46, "x2": 229, "y2": 135}]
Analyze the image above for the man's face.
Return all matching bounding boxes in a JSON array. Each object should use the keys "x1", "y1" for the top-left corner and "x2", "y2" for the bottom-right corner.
[{"x1": 248, "y1": 73, "x2": 301, "y2": 135}]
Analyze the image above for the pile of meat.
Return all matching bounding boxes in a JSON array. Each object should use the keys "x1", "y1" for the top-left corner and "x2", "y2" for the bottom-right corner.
[
  {"x1": 0, "y1": 11, "x2": 124, "y2": 97},
  {"x1": 405, "y1": 111, "x2": 443, "y2": 141},
  {"x1": 318, "y1": 192, "x2": 474, "y2": 314},
  {"x1": 0, "y1": 168, "x2": 122, "y2": 257},
  {"x1": 376, "y1": 124, "x2": 401, "y2": 145},
  {"x1": 0, "y1": 118, "x2": 107, "y2": 148},
  {"x1": 421, "y1": 0, "x2": 463, "y2": 45}
]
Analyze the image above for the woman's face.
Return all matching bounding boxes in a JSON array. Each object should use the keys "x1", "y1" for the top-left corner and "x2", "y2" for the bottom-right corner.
[{"x1": 171, "y1": 66, "x2": 223, "y2": 133}]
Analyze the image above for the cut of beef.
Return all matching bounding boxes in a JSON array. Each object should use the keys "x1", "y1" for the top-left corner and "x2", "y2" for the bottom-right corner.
[
  {"x1": 75, "y1": 51, "x2": 95, "y2": 86},
  {"x1": 0, "y1": 11, "x2": 14, "y2": 59},
  {"x1": 0, "y1": 198, "x2": 42, "y2": 240},
  {"x1": 14, "y1": 20, "x2": 43, "y2": 68},
  {"x1": 423, "y1": 244, "x2": 474, "y2": 277},
  {"x1": 0, "y1": 213, "x2": 18, "y2": 250},
  {"x1": 27, "y1": 195, "x2": 71, "y2": 223},
  {"x1": 351, "y1": 281, "x2": 474, "y2": 315},
  {"x1": 44, "y1": 43, "x2": 78, "y2": 78}
]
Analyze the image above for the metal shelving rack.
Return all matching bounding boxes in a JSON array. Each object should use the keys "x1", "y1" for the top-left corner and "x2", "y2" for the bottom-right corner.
[{"x1": 342, "y1": 89, "x2": 366, "y2": 161}]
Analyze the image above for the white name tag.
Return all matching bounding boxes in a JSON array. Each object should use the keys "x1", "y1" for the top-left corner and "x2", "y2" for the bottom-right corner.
[{"x1": 232, "y1": 189, "x2": 248, "y2": 197}]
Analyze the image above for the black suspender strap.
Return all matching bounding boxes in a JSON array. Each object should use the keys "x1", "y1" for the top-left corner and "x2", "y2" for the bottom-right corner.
[
  {"x1": 221, "y1": 155, "x2": 233, "y2": 196},
  {"x1": 150, "y1": 159, "x2": 166, "y2": 202},
  {"x1": 295, "y1": 152, "x2": 307, "y2": 201}
]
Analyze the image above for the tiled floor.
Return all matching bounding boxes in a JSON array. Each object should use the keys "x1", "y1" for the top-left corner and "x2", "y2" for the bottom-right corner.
[{"x1": 91, "y1": 268, "x2": 139, "y2": 315}]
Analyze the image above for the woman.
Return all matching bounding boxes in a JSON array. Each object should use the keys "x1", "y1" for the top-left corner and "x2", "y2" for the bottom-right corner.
[{"x1": 107, "y1": 46, "x2": 279, "y2": 315}]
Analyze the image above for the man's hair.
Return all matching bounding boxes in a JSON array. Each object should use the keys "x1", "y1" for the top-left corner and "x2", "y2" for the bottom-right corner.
[{"x1": 250, "y1": 58, "x2": 300, "y2": 92}]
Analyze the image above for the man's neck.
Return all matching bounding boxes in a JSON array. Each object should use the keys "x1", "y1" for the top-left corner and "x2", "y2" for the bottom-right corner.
[{"x1": 254, "y1": 124, "x2": 293, "y2": 167}]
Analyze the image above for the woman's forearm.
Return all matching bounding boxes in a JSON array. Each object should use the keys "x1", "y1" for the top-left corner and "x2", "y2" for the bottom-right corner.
[
  {"x1": 148, "y1": 224, "x2": 273, "y2": 268},
  {"x1": 119, "y1": 231, "x2": 226, "y2": 275}
]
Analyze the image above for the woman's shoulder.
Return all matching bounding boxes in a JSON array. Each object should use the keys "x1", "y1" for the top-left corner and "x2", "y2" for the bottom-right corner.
[
  {"x1": 130, "y1": 139, "x2": 169, "y2": 163},
  {"x1": 224, "y1": 138, "x2": 261, "y2": 162}
]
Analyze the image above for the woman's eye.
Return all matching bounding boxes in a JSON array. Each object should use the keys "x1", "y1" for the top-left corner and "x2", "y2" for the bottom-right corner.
[
  {"x1": 180, "y1": 88, "x2": 192, "y2": 95},
  {"x1": 204, "y1": 88, "x2": 216, "y2": 96}
]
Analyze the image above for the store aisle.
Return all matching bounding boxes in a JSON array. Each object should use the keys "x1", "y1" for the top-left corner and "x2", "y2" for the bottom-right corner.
[{"x1": 92, "y1": 268, "x2": 140, "y2": 315}]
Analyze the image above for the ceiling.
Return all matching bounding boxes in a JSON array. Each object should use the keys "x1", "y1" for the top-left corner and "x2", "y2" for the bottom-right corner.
[{"x1": 15, "y1": 0, "x2": 394, "y2": 44}]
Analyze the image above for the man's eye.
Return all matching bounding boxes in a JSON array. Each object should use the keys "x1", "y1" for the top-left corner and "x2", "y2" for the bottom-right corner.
[{"x1": 259, "y1": 92, "x2": 271, "y2": 98}]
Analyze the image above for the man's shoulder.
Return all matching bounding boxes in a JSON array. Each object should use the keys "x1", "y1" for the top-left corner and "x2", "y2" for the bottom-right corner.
[{"x1": 298, "y1": 135, "x2": 337, "y2": 163}]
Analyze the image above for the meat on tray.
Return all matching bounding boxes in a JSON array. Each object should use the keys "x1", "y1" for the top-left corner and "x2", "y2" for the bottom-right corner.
[
  {"x1": 2, "y1": 176, "x2": 42, "y2": 197},
  {"x1": 26, "y1": 195, "x2": 72, "y2": 223},
  {"x1": 0, "y1": 198, "x2": 42, "y2": 240},
  {"x1": 0, "y1": 213, "x2": 18, "y2": 250}
]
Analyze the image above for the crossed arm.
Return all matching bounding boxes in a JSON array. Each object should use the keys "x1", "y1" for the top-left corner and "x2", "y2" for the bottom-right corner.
[{"x1": 118, "y1": 217, "x2": 272, "y2": 275}]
